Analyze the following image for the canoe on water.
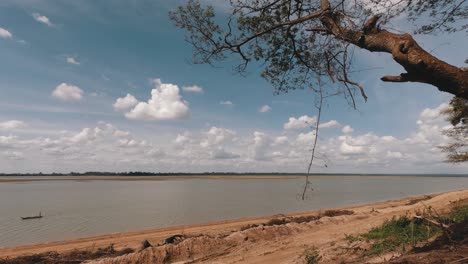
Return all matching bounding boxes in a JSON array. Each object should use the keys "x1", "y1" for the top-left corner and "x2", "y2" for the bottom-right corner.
[{"x1": 21, "y1": 212, "x2": 43, "y2": 220}]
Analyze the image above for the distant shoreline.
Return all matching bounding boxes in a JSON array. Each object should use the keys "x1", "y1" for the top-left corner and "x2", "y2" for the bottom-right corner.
[
  {"x1": 1, "y1": 172, "x2": 467, "y2": 177},
  {"x1": 1, "y1": 174, "x2": 467, "y2": 182},
  {"x1": 0, "y1": 175, "x2": 303, "y2": 182}
]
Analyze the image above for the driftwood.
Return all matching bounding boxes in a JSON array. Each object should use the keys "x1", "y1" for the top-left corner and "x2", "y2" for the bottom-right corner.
[
  {"x1": 141, "y1": 239, "x2": 152, "y2": 250},
  {"x1": 413, "y1": 215, "x2": 454, "y2": 244},
  {"x1": 164, "y1": 234, "x2": 185, "y2": 245}
]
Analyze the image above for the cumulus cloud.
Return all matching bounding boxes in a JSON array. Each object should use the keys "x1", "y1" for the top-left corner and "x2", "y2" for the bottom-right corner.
[
  {"x1": 0, "y1": 120, "x2": 27, "y2": 130},
  {"x1": 200, "y1": 127, "x2": 236, "y2": 148},
  {"x1": 0, "y1": 135, "x2": 20, "y2": 149},
  {"x1": 3, "y1": 151, "x2": 24, "y2": 160},
  {"x1": 66, "y1": 57, "x2": 80, "y2": 65},
  {"x1": 283, "y1": 115, "x2": 316, "y2": 130},
  {"x1": 251, "y1": 131, "x2": 272, "y2": 161},
  {"x1": 113, "y1": 94, "x2": 138, "y2": 111},
  {"x1": 32, "y1": 13, "x2": 53, "y2": 26},
  {"x1": 273, "y1": 136, "x2": 288, "y2": 145},
  {"x1": 342, "y1": 125, "x2": 354, "y2": 134},
  {"x1": 182, "y1": 85, "x2": 204, "y2": 93},
  {"x1": 259, "y1": 105, "x2": 271, "y2": 113},
  {"x1": 174, "y1": 132, "x2": 191, "y2": 145},
  {"x1": 52, "y1": 83, "x2": 84, "y2": 101},
  {"x1": 0, "y1": 27, "x2": 12, "y2": 39},
  {"x1": 319, "y1": 120, "x2": 340, "y2": 129},
  {"x1": 417, "y1": 103, "x2": 449, "y2": 125},
  {"x1": 340, "y1": 141, "x2": 365, "y2": 155},
  {"x1": 220, "y1": 100, "x2": 233, "y2": 106},
  {"x1": 1, "y1": 103, "x2": 466, "y2": 174},
  {"x1": 296, "y1": 131, "x2": 316, "y2": 144},
  {"x1": 123, "y1": 79, "x2": 190, "y2": 121},
  {"x1": 212, "y1": 148, "x2": 240, "y2": 159}
]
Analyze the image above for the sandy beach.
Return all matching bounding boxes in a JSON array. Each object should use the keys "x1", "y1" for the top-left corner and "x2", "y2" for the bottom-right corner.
[{"x1": 1, "y1": 189, "x2": 467, "y2": 263}]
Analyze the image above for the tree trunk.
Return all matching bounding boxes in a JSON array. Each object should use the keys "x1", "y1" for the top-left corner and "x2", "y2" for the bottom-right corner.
[{"x1": 320, "y1": 5, "x2": 468, "y2": 100}]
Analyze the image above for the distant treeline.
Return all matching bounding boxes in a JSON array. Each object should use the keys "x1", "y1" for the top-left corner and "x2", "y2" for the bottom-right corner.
[{"x1": 0, "y1": 172, "x2": 467, "y2": 177}]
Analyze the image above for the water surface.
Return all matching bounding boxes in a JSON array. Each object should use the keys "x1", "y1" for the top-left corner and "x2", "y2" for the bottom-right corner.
[{"x1": 0, "y1": 175, "x2": 467, "y2": 247}]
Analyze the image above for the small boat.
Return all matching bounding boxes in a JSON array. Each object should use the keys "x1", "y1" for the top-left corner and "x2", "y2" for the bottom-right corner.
[{"x1": 21, "y1": 212, "x2": 43, "y2": 220}]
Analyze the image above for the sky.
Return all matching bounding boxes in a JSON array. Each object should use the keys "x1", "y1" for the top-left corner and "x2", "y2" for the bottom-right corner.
[{"x1": 0, "y1": 0, "x2": 467, "y2": 174}]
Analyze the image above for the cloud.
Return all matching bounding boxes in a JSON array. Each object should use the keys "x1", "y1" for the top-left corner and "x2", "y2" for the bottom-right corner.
[
  {"x1": 66, "y1": 57, "x2": 80, "y2": 65},
  {"x1": 52, "y1": 83, "x2": 84, "y2": 102},
  {"x1": 319, "y1": 120, "x2": 340, "y2": 129},
  {"x1": 283, "y1": 115, "x2": 316, "y2": 130},
  {"x1": 0, "y1": 27, "x2": 12, "y2": 39},
  {"x1": 182, "y1": 85, "x2": 204, "y2": 93},
  {"x1": 113, "y1": 130, "x2": 130, "y2": 138},
  {"x1": 220, "y1": 100, "x2": 233, "y2": 106},
  {"x1": 113, "y1": 94, "x2": 138, "y2": 111},
  {"x1": 0, "y1": 120, "x2": 27, "y2": 130},
  {"x1": 296, "y1": 131, "x2": 316, "y2": 144},
  {"x1": 124, "y1": 79, "x2": 190, "y2": 121},
  {"x1": 1, "y1": 103, "x2": 466, "y2": 174},
  {"x1": 174, "y1": 132, "x2": 191, "y2": 145},
  {"x1": 259, "y1": 105, "x2": 271, "y2": 113},
  {"x1": 200, "y1": 126, "x2": 236, "y2": 148},
  {"x1": 212, "y1": 148, "x2": 240, "y2": 159},
  {"x1": 417, "y1": 103, "x2": 449, "y2": 125},
  {"x1": 273, "y1": 136, "x2": 288, "y2": 145},
  {"x1": 342, "y1": 125, "x2": 354, "y2": 134},
  {"x1": 340, "y1": 141, "x2": 365, "y2": 155},
  {"x1": 251, "y1": 131, "x2": 272, "y2": 161},
  {"x1": 32, "y1": 13, "x2": 53, "y2": 27},
  {"x1": 3, "y1": 151, "x2": 24, "y2": 160}
]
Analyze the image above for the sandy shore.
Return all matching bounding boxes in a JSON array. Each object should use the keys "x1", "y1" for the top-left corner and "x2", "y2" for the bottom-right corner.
[{"x1": 1, "y1": 189, "x2": 467, "y2": 263}]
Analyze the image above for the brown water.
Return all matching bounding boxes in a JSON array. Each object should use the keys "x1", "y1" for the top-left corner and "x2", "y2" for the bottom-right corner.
[{"x1": 0, "y1": 175, "x2": 467, "y2": 247}]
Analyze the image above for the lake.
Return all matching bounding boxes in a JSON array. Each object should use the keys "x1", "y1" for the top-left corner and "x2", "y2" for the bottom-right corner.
[{"x1": 0, "y1": 175, "x2": 467, "y2": 247}]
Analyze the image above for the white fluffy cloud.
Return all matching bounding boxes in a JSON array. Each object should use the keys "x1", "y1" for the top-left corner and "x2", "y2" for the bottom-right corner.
[
  {"x1": 273, "y1": 136, "x2": 288, "y2": 145},
  {"x1": 212, "y1": 148, "x2": 240, "y2": 159},
  {"x1": 259, "y1": 105, "x2": 271, "y2": 113},
  {"x1": 284, "y1": 115, "x2": 316, "y2": 130},
  {"x1": 1, "y1": 103, "x2": 466, "y2": 174},
  {"x1": 182, "y1": 85, "x2": 204, "y2": 93},
  {"x1": 0, "y1": 27, "x2": 12, "y2": 39},
  {"x1": 33, "y1": 13, "x2": 53, "y2": 26},
  {"x1": 319, "y1": 120, "x2": 340, "y2": 129},
  {"x1": 200, "y1": 127, "x2": 236, "y2": 148},
  {"x1": 123, "y1": 79, "x2": 190, "y2": 121},
  {"x1": 113, "y1": 94, "x2": 138, "y2": 111},
  {"x1": 342, "y1": 125, "x2": 354, "y2": 134},
  {"x1": 251, "y1": 131, "x2": 273, "y2": 161},
  {"x1": 66, "y1": 57, "x2": 80, "y2": 65},
  {"x1": 220, "y1": 100, "x2": 233, "y2": 106},
  {"x1": 52, "y1": 83, "x2": 84, "y2": 101},
  {"x1": 340, "y1": 141, "x2": 365, "y2": 155},
  {"x1": 0, "y1": 120, "x2": 27, "y2": 130}
]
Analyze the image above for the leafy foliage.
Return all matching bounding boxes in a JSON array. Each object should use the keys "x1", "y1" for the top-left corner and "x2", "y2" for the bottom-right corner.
[
  {"x1": 302, "y1": 246, "x2": 322, "y2": 264},
  {"x1": 440, "y1": 97, "x2": 468, "y2": 163},
  {"x1": 361, "y1": 216, "x2": 440, "y2": 256},
  {"x1": 170, "y1": 0, "x2": 468, "y2": 106}
]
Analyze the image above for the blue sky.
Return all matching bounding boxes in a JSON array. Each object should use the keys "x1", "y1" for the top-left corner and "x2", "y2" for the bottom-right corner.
[{"x1": 0, "y1": 0, "x2": 466, "y2": 174}]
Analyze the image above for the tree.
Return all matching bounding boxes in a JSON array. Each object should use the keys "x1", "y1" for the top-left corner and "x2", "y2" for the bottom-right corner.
[
  {"x1": 440, "y1": 96, "x2": 468, "y2": 163},
  {"x1": 169, "y1": 0, "x2": 468, "y2": 103}
]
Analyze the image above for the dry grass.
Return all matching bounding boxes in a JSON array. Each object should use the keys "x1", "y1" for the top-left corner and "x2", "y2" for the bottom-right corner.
[{"x1": 240, "y1": 209, "x2": 354, "y2": 231}]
